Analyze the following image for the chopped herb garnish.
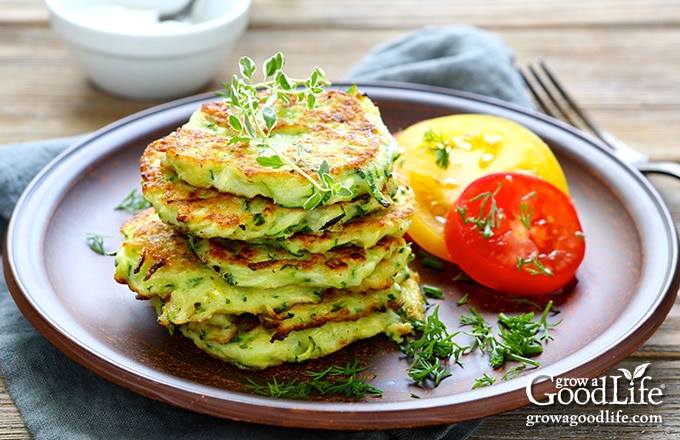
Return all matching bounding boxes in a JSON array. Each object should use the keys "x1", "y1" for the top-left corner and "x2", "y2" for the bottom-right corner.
[
  {"x1": 457, "y1": 183, "x2": 503, "y2": 239},
  {"x1": 422, "y1": 129, "x2": 453, "y2": 169},
  {"x1": 86, "y1": 233, "x2": 115, "y2": 256},
  {"x1": 418, "y1": 249, "x2": 444, "y2": 270},
  {"x1": 115, "y1": 189, "x2": 151, "y2": 213},
  {"x1": 516, "y1": 191, "x2": 536, "y2": 229},
  {"x1": 456, "y1": 293, "x2": 469, "y2": 306},
  {"x1": 422, "y1": 284, "x2": 444, "y2": 300},
  {"x1": 459, "y1": 307, "x2": 495, "y2": 354},
  {"x1": 451, "y1": 272, "x2": 472, "y2": 282},
  {"x1": 502, "y1": 365, "x2": 527, "y2": 381},
  {"x1": 536, "y1": 300, "x2": 563, "y2": 342},
  {"x1": 401, "y1": 306, "x2": 465, "y2": 386},
  {"x1": 472, "y1": 373, "x2": 496, "y2": 389},
  {"x1": 407, "y1": 357, "x2": 452, "y2": 386},
  {"x1": 460, "y1": 301, "x2": 561, "y2": 385},
  {"x1": 89, "y1": 189, "x2": 149, "y2": 255},
  {"x1": 516, "y1": 254, "x2": 553, "y2": 276},
  {"x1": 245, "y1": 359, "x2": 382, "y2": 399},
  {"x1": 512, "y1": 298, "x2": 560, "y2": 314}
]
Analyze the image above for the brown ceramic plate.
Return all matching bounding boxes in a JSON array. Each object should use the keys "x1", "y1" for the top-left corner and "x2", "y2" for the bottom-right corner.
[{"x1": 4, "y1": 83, "x2": 679, "y2": 430}]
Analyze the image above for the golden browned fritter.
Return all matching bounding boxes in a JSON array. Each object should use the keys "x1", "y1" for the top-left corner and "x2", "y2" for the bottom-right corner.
[
  {"x1": 114, "y1": 209, "x2": 424, "y2": 370},
  {"x1": 188, "y1": 233, "x2": 413, "y2": 289},
  {"x1": 141, "y1": 134, "x2": 408, "y2": 247},
  {"x1": 162, "y1": 88, "x2": 400, "y2": 208}
]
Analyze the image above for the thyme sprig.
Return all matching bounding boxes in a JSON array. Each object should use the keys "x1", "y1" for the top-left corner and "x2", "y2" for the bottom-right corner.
[
  {"x1": 219, "y1": 52, "x2": 353, "y2": 209},
  {"x1": 244, "y1": 359, "x2": 382, "y2": 399}
]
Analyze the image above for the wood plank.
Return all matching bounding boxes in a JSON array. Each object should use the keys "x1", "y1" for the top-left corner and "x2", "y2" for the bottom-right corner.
[
  {"x1": 4, "y1": 0, "x2": 680, "y2": 28},
  {"x1": 0, "y1": 371, "x2": 30, "y2": 439},
  {"x1": 248, "y1": 0, "x2": 680, "y2": 28},
  {"x1": 2, "y1": 26, "x2": 679, "y2": 151},
  {"x1": 0, "y1": 0, "x2": 47, "y2": 25}
]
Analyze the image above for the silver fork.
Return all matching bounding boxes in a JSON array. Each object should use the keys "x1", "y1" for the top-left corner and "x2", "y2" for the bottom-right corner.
[{"x1": 520, "y1": 60, "x2": 680, "y2": 180}]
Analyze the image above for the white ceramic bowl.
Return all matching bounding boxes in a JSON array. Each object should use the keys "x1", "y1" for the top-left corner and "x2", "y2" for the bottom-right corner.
[{"x1": 45, "y1": 0, "x2": 251, "y2": 100}]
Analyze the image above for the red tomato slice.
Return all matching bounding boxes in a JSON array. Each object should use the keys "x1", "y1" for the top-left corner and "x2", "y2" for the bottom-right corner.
[{"x1": 444, "y1": 172, "x2": 585, "y2": 296}]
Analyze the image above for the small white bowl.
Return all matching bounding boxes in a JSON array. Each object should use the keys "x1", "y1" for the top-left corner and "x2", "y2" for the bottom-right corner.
[{"x1": 45, "y1": 0, "x2": 251, "y2": 100}]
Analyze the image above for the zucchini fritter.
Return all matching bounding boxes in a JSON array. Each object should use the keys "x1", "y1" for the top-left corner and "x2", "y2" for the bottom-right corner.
[
  {"x1": 188, "y1": 234, "x2": 413, "y2": 289},
  {"x1": 115, "y1": 210, "x2": 424, "y2": 370},
  {"x1": 114, "y1": 210, "x2": 419, "y2": 326},
  {"x1": 163, "y1": 89, "x2": 400, "y2": 208},
  {"x1": 181, "y1": 311, "x2": 409, "y2": 370},
  {"x1": 141, "y1": 135, "x2": 411, "y2": 248},
  {"x1": 115, "y1": 209, "x2": 322, "y2": 324},
  {"x1": 177, "y1": 276, "x2": 423, "y2": 370},
  {"x1": 271, "y1": 184, "x2": 414, "y2": 255}
]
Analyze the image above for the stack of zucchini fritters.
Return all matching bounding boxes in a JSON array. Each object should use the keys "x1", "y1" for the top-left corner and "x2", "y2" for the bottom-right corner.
[{"x1": 114, "y1": 86, "x2": 424, "y2": 370}]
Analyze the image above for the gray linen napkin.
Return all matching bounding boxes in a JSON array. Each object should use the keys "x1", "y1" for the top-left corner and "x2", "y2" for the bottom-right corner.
[
  {"x1": 0, "y1": 24, "x2": 531, "y2": 439},
  {"x1": 346, "y1": 24, "x2": 533, "y2": 109}
]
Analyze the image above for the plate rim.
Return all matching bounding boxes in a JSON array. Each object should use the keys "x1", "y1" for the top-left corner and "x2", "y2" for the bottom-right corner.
[{"x1": 4, "y1": 81, "x2": 679, "y2": 429}]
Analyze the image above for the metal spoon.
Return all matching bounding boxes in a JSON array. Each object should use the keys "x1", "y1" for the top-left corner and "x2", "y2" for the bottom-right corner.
[
  {"x1": 159, "y1": 0, "x2": 197, "y2": 22},
  {"x1": 111, "y1": 0, "x2": 193, "y2": 17}
]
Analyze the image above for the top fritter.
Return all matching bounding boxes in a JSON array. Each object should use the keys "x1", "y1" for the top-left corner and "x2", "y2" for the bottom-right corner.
[{"x1": 160, "y1": 88, "x2": 400, "y2": 208}]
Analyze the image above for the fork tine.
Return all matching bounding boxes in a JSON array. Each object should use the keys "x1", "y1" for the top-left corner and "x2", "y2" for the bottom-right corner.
[
  {"x1": 522, "y1": 63, "x2": 577, "y2": 126},
  {"x1": 520, "y1": 65, "x2": 550, "y2": 113},
  {"x1": 523, "y1": 60, "x2": 617, "y2": 150},
  {"x1": 520, "y1": 68, "x2": 550, "y2": 113},
  {"x1": 535, "y1": 60, "x2": 610, "y2": 143}
]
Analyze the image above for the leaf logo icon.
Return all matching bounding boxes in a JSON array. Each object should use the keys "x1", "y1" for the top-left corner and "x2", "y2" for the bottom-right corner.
[
  {"x1": 633, "y1": 363, "x2": 650, "y2": 380},
  {"x1": 618, "y1": 368, "x2": 632, "y2": 382},
  {"x1": 618, "y1": 363, "x2": 650, "y2": 385}
]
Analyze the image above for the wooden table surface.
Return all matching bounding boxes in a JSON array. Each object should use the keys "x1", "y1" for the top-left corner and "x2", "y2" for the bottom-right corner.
[{"x1": 2, "y1": 0, "x2": 680, "y2": 438}]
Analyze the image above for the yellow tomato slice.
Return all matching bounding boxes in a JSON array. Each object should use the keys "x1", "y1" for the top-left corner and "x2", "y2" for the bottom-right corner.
[{"x1": 396, "y1": 114, "x2": 569, "y2": 263}]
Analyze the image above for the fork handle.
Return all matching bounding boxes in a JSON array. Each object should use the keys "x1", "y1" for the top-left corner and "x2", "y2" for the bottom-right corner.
[{"x1": 635, "y1": 161, "x2": 680, "y2": 181}]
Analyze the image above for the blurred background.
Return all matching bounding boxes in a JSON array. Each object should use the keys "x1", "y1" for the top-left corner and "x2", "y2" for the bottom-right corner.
[{"x1": 2, "y1": 0, "x2": 679, "y2": 160}]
